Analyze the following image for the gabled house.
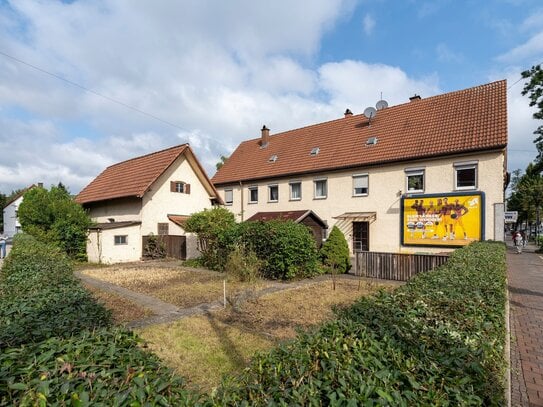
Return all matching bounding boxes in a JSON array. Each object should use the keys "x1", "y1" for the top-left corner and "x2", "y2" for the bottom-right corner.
[
  {"x1": 76, "y1": 144, "x2": 221, "y2": 264},
  {"x1": 2, "y1": 184, "x2": 40, "y2": 238},
  {"x1": 212, "y1": 80, "x2": 508, "y2": 254}
]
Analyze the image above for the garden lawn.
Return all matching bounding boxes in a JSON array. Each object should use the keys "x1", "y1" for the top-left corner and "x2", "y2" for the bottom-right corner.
[
  {"x1": 79, "y1": 263, "x2": 275, "y2": 308},
  {"x1": 138, "y1": 277, "x2": 392, "y2": 390}
]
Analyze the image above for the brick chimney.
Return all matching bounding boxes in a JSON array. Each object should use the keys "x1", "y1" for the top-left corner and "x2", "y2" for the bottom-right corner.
[
  {"x1": 409, "y1": 94, "x2": 421, "y2": 102},
  {"x1": 260, "y1": 125, "x2": 270, "y2": 147},
  {"x1": 37, "y1": 182, "x2": 44, "y2": 188},
  {"x1": 344, "y1": 109, "x2": 353, "y2": 118}
]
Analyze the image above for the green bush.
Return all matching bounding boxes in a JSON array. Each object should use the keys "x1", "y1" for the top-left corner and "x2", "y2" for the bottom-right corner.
[
  {"x1": 0, "y1": 234, "x2": 111, "y2": 348},
  {"x1": 214, "y1": 242, "x2": 507, "y2": 405},
  {"x1": 225, "y1": 243, "x2": 261, "y2": 282},
  {"x1": 320, "y1": 226, "x2": 351, "y2": 274},
  {"x1": 143, "y1": 233, "x2": 166, "y2": 259},
  {"x1": 0, "y1": 329, "x2": 200, "y2": 406},
  {"x1": 238, "y1": 220, "x2": 320, "y2": 279}
]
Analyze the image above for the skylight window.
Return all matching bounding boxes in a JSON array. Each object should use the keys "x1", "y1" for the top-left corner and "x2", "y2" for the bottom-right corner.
[
  {"x1": 366, "y1": 137, "x2": 378, "y2": 146},
  {"x1": 269, "y1": 154, "x2": 278, "y2": 162},
  {"x1": 310, "y1": 147, "x2": 320, "y2": 156}
]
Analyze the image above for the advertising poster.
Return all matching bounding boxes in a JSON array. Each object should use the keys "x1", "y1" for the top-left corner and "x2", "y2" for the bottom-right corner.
[{"x1": 401, "y1": 193, "x2": 484, "y2": 247}]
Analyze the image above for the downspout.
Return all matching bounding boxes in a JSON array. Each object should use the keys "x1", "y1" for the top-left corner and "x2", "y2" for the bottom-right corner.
[{"x1": 239, "y1": 180, "x2": 244, "y2": 221}]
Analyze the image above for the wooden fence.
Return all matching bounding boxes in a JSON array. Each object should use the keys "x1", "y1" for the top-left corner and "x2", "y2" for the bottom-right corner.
[
  {"x1": 142, "y1": 235, "x2": 186, "y2": 260},
  {"x1": 354, "y1": 251, "x2": 449, "y2": 281}
]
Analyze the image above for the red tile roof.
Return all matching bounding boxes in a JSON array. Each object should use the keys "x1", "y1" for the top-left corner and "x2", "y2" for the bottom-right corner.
[
  {"x1": 168, "y1": 214, "x2": 190, "y2": 227},
  {"x1": 212, "y1": 80, "x2": 507, "y2": 185},
  {"x1": 3, "y1": 184, "x2": 37, "y2": 208},
  {"x1": 76, "y1": 145, "x2": 189, "y2": 204}
]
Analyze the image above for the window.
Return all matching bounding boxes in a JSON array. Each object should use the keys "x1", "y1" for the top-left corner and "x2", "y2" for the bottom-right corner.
[
  {"x1": 290, "y1": 181, "x2": 302, "y2": 200},
  {"x1": 310, "y1": 147, "x2": 320, "y2": 156},
  {"x1": 314, "y1": 178, "x2": 327, "y2": 199},
  {"x1": 225, "y1": 189, "x2": 233, "y2": 205},
  {"x1": 268, "y1": 184, "x2": 279, "y2": 202},
  {"x1": 353, "y1": 174, "x2": 369, "y2": 196},
  {"x1": 455, "y1": 162, "x2": 477, "y2": 190},
  {"x1": 158, "y1": 223, "x2": 169, "y2": 236},
  {"x1": 405, "y1": 169, "x2": 424, "y2": 192},
  {"x1": 114, "y1": 235, "x2": 127, "y2": 245},
  {"x1": 170, "y1": 181, "x2": 190, "y2": 194},
  {"x1": 248, "y1": 186, "x2": 258, "y2": 203},
  {"x1": 269, "y1": 154, "x2": 278, "y2": 162}
]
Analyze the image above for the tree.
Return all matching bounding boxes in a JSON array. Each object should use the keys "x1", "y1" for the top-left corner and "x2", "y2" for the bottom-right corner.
[
  {"x1": 215, "y1": 155, "x2": 229, "y2": 171},
  {"x1": 0, "y1": 193, "x2": 6, "y2": 232},
  {"x1": 521, "y1": 64, "x2": 543, "y2": 172},
  {"x1": 319, "y1": 226, "x2": 351, "y2": 290},
  {"x1": 17, "y1": 185, "x2": 91, "y2": 259}
]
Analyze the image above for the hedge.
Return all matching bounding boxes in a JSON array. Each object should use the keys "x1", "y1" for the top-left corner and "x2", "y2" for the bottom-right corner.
[
  {"x1": 0, "y1": 234, "x2": 111, "y2": 347},
  {"x1": 213, "y1": 241, "x2": 507, "y2": 405}
]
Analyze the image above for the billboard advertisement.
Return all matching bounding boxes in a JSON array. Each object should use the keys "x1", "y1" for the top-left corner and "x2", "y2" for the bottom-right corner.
[{"x1": 401, "y1": 192, "x2": 484, "y2": 247}]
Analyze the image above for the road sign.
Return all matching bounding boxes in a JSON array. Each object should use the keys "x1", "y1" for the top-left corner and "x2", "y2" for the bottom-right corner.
[{"x1": 504, "y1": 211, "x2": 518, "y2": 223}]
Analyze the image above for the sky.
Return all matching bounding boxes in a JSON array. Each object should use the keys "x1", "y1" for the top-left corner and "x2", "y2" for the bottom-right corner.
[{"x1": 0, "y1": 0, "x2": 542, "y2": 195}]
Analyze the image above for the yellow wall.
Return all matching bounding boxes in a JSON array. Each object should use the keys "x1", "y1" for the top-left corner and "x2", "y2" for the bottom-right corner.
[{"x1": 217, "y1": 151, "x2": 505, "y2": 254}]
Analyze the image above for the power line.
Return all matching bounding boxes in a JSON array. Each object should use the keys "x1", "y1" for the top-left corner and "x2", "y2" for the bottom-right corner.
[
  {"x1": 0, "y1": 50, "x2": 187, "y2": 132},
  {"x1": 507, "y1": 61, "x2": 543, "y2": 91}
]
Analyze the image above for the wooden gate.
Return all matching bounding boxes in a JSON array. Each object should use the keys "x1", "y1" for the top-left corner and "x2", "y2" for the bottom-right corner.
[
  {"x1": 142, "y1": 235, "x2": 186, "y2": 260},
  {"x1": 355, "y1": 251, "x2": 449, "y2": 281}
]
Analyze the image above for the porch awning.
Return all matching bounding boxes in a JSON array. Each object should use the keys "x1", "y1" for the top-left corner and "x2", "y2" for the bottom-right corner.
[
  {"x1": 168, "y1": 214, "x2": 190, "y2": 228},
  {"x1": 333, "y1": 212, "x2": 377, "y2": 222}
]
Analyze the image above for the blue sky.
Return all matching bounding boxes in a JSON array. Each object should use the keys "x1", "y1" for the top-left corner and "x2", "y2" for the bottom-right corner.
[{"x1": 0, "y1": 0, "x2": 541, "y2": 195}]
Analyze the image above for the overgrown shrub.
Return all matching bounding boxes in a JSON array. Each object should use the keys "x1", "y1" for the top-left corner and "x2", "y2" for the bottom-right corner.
[
  {"x1": 320, "y1": 226, "x2": 351, "y2": 288},
  {"x1": 225, "y1": 243, "x2": 261, "y2": 282},
  {"x1": 0, "y1": 234, "x2": 111, "y2": 347},
  {"x1": 143, "y1": 233, "x2": 166, "y2": 259},
  {"x1": 238, "y1": 220, "x2": 320, "y2": 279},
  {"x1": 184, "y1": 207, "x2": 237, "y2": 270},
  {"x1": 214, "y1": 241, "x2": 507, "y2": 405},
  {"x1": 0, "y1": 329, "x2": 200, "y2": 406}
]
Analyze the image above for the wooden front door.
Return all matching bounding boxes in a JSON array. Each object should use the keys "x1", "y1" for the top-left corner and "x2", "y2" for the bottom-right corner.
[{"x1": 353, "y1": 222, "x2": 369, "y2": 252}]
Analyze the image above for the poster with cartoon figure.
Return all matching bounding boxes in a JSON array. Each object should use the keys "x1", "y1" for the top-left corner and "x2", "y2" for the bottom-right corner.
[{"x1": 401, "y1": 193, "x2": 484, "y2": 247}]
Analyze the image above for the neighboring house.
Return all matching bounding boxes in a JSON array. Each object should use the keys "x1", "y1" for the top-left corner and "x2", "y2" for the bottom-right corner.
[
  {"x1": 246, "y1": 210, "x2": 328, "y2": 248},
  {"x1": 212, "y1": 80, "x2": 508, "y2": 254},
  {"x1": 76, "y1": 144, "x2": 222, "y2": 264},
  {"x1": 2, "y1": 184, "x2": 40, "y2": 238}
]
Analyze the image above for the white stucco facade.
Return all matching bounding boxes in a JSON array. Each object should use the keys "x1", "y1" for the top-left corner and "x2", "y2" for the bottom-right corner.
[
  {"x1": 2, "y1": 195, "x2": 23, "y2": 238},
  {"x1": 84, "y1": 152, "x2": 216, "y2": 264},
  {"x1": 216, "y1": 150, "x2": 506, "y2": 254}
]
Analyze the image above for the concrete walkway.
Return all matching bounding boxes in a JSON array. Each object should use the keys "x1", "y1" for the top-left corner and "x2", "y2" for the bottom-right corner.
[{"x1": 508, "y1": 239, "x2": 543, "y2": 406}]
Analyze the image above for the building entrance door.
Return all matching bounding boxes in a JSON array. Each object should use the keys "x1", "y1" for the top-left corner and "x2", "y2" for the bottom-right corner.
[{"x1": 353, "y1": 221, "x2": 369, "y2": 252}]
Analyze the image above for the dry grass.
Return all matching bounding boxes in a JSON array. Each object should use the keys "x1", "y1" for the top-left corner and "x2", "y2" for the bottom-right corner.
[
  {"x1": 79, "y1": 264, "x2": 274, "y2": 308},
  {"x1": 139, "y1": 315, "x2": 272, "y2": 391},
  {"x1": 84, "y1": 284, "x2": 154, "y2": 325},
  {"x1": 138, "y1": 276, "x2": 393, "y2": 390}
]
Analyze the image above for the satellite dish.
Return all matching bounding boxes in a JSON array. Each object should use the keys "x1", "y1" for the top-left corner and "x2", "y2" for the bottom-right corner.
[
  {"x1": 376, "y1": 100, "x2": 388, "y2": 110},
  {"x1": 363, "y1": 107, "x2": 377, "y2": 119}
]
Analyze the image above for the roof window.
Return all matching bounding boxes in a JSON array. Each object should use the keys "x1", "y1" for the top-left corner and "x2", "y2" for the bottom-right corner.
[
  {"x1": 310, "y1": 147, "x2": 320, "y2": 156},
  {"x1": 269, "y1": 154, "x2": 278, "y2": 163},
  {"x1": 366, "y1": 137, "x2": 378, "y2": 146}
]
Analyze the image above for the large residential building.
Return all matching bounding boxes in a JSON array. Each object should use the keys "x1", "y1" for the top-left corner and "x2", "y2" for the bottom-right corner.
[
  {"x1": 76, "y1": 144, "x2": 221, "y2": 264},
  {"x1": 212, "y1": 80, "x2": 508, "y2": 254},
  {"x1": 2, "y1": 184, "x2": 39, "y2": 238}
]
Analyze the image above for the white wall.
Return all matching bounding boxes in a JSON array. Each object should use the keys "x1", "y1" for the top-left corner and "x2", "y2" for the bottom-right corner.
[
  {"x1": 87, "y1": 197, "x2": 142, "y2": 223},
  {"x1": 3, "y1": 195, "x2": 23, "y2": 238},
  {"x1": 87, "y1": 224, "x2": 142, "y2": 264},
  {"x1": 217, "y1": 151, "x2": 505, "y2": 254}
]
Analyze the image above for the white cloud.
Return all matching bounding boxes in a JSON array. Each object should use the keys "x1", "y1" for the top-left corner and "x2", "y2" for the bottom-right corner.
[
  {"x1": 362, "y1": 14, "x2": 375, "y2": 36},
  {"x1": 497, "y1": 31, "x2": 543, "y2": 63},
  {"x1": 436, "y1": 43, "x2": 464, "y2": 63}
]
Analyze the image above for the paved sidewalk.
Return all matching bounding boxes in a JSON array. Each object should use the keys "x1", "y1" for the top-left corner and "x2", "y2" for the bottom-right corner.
[{"x1": 508, "y1": 241, "x2": 543, "y2": 407}]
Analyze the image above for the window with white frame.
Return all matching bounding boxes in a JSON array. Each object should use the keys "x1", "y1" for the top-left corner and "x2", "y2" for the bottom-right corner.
[
  {"x1": 224, "y1": 189, "x2": 233, "y2": 205},
  {"x1": 454, "y1": 162, "x2": 477, "y2": 190},
  {"x1": 289, "y1": 181, "x2": 302, "y2": 200},
  {"x1": 405, "y1": 168, "x2": 425, "y2": 192},
  {"x1": 248, "y1": 186, "x2": 258, "y2": 203},
  {"x1": 353, "y1": 174, "x2": 369, "y2": 196},
  {"x1": 314, "y1": 178, "x2": 327, "y2": 199},
  {"x1": 268, "y1": 184, "x2": 279, "y2": 202},
  {"x1": 114, "y1": 235, "x2": 127, "y2": 245}
]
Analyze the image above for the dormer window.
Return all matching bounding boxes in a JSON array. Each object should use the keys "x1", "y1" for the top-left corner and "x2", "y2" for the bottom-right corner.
[
  {"x1": 269, "y1": 154, "x2": 278, "y2": 163},
  {"x1": 310, "y1": 147, "x2": 320, "y2": 156}
]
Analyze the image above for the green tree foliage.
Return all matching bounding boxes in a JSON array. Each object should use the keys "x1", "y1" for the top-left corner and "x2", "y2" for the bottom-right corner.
[
  {"x1": 320, "y1": 226, "x2": 351, "y2": 289},
  {"x1": 507, "y1": 163, "x2": 543, "y2": 235},
  {"x1": 215, "y1": 154, "x2": 229, "y2": 170},
  {"x1": 522, "y1": 64, "x2": 543, "y2": 172},
  {"x1": 184, "y1": 207, "x2": 237, "y2": 269},
  {"x1": 0, "y1": 193, "x2": 6, "y2": 232},
  {"x1": 17, "y1": 185, "x2": 91, "y2": 259}
]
